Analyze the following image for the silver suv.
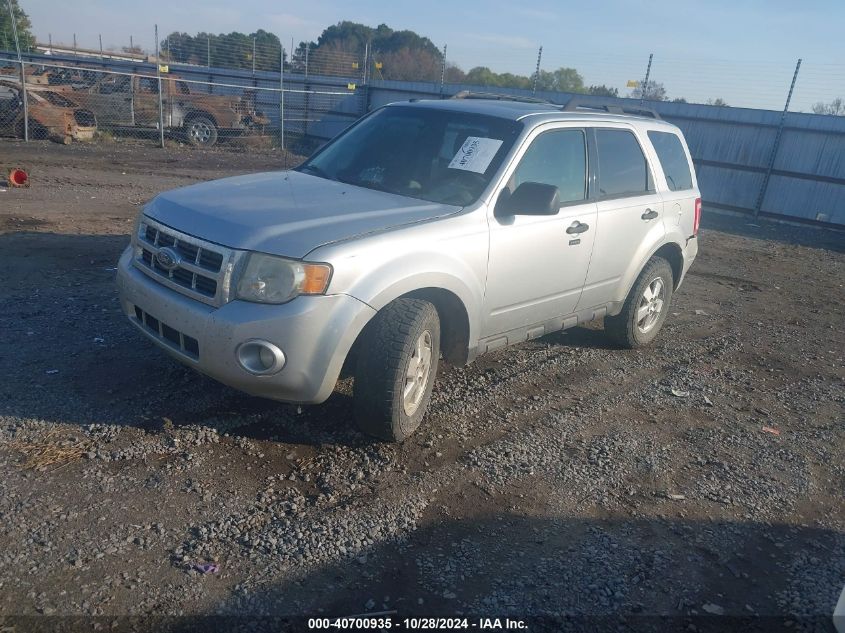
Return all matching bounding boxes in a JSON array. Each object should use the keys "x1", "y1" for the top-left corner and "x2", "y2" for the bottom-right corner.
[{"x1": 117, "y1": 96, "x2": 701, "y2": 441}]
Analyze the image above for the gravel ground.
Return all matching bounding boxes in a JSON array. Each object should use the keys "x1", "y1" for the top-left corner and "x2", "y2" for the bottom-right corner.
[{"x1": 0, "y1": 138, "x2": 843, "y2": 632}]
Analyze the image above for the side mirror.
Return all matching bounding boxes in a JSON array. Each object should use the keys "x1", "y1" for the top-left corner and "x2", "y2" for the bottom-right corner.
[{"x1": 495, "y1": 182, "x2": 560, "y2": 217}]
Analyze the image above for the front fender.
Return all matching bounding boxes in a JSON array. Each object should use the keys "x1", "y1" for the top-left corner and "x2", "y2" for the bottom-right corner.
[
  {"x1": 313, "y1": 215, "x2": 489, "y2": 349},
  {"x1": 347, "y1": 255, "x2": 483, "y2": 348}
]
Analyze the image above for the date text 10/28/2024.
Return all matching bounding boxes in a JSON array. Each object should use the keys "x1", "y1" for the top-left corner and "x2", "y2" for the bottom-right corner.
[{"x1": 308, "y1": 617, "x2": 528, "y2": 630}]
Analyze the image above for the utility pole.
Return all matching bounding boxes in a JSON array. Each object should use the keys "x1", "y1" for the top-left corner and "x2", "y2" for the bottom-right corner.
[
  {"x1": 99, "y1": 34, "x2": 103, "y2": 60},
  {"x1": 532, "y1": 45, "x2": 543, "y2": 95},
  {"x1": 207, "y1": 36, "x2": 211, "y2": 67},
  {"x1": 754, "y1": 58, "x2": 802, "y2": 217},
  {"x1": 640, "y1": 53, "x2": 653, "y2": 105},
  {"x1": 73, "y1": 33, "x2": 77, "y2": 57},
  {"x1": 252, "y1": 36, "x2": 256, "y2": 75},
  {"x1": 6, "y1": 0, "x2": 28, "y2": 141},
  {"x1": 130, "y1": 35, "x2": 134, "y2": 51},
  {"x1": 48, "y1": 33, "x2": 52, "y2": 54}
]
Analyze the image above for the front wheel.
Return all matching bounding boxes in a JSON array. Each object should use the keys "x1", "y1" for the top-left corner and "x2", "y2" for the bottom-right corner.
[
  {"x1": 604, "y1": 256, "x2": 674, "y2": 348},
  {"x1": 353, "y1": 299, "x2": 440, "y2": 442},
  {"x1": 185, "y1": 116, "x2": 218, "y2": 147}
]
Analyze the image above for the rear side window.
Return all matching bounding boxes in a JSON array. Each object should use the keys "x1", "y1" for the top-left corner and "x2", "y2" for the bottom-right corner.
[
  {"x1": 648, "y1": 131, "x2": 693, "y2": 191},
  {"x1": 512, "y1": 129, "x2": 587, "y2": 204},
  {"x1": 595, "y1": 129, "x2": 652, "y2": 197}
]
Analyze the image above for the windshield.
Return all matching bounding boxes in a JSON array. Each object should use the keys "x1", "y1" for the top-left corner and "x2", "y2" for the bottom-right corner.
[{"x1": 298, "y1": 105, "x2": 522, "y2": 206}]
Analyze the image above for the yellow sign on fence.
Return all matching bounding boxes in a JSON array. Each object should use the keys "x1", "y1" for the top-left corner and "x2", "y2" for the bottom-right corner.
[
  {"x1": 159, "y1": 64, "x2": 169, "y2": 74},
  {"x1": 347, "y1": 83, "x2": 357, "y2": 90},
  {"x1": 626, "y1": 80, "x2": 639, "y2": 88}
]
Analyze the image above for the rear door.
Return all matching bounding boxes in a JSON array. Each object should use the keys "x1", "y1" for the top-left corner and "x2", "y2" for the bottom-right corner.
[
  {"x1": 87, "y1": 75, "x2": 134, "y2": 125},
  {"x1": 483, "y1": 126, "x2": 597, "y2": 337},
  {"x1": 578, "y1": 126, "x2": 665, "y2": 309},
  {"x1": 133, "y1": 76, "x2": 161, "y2": 127}
]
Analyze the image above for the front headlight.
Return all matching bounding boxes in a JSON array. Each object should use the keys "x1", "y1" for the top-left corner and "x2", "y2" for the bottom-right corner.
[{"x1": 235, "y1": 253, "x2": 332, "y2": 304}]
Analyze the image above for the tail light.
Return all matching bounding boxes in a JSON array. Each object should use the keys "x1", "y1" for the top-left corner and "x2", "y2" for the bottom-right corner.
[{"x1": 693, "y1": 198, "x2": 702, "y2": 235}]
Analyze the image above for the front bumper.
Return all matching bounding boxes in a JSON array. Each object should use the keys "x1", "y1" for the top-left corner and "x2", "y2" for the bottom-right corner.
[{"x1": 116, "y1": 247, "x2": 376, "y2": 404}]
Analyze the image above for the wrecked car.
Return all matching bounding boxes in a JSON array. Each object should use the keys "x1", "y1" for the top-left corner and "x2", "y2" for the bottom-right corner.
[
  {"x1": 54, "y1": 73, "x2": 270, "y2": 146},
  {"x1": 0, "y1": 80, "x2": 97, "y2": 144}
]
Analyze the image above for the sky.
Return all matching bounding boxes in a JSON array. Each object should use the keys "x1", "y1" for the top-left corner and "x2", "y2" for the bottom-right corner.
[{"x1": 18, "y1": 0, "x2": 845, "y2": 111}]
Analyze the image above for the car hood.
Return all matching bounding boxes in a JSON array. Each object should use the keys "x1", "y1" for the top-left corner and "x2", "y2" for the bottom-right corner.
[{"x1": 143, "y1": 171, "x2": 461, "y2": 258}]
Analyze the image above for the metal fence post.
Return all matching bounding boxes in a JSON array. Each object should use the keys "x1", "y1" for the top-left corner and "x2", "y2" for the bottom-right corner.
[
  {"x1": 279, "y1": 45, "x2": 285, "y2": 151},
  {"x1": 439, "y1": 44, "x2": 447, "y2": 95},
  {"x1": 303, "y1": 43, "x2": 310, "y2": 137},
  {"x1": 6, "y1": 0, "x2": 27, "y2": 141},
  {"x1": 252, "y1": 37, "x2": 256, "y2": 75},
  {"x1": 640, "y1": 53, "x2": 653, "y2": 105},
  {"x1": 155, "y1": 24, "x2": 165, "y2": 148},
  {"x1": 532, "y1": 45, "x2": 543, "y2": 95},
  {"x1": 754, "y1": 58, "x2": 802, "y2": 218}
]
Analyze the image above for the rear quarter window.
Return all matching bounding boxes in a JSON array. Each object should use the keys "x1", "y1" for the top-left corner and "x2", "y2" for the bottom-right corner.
[{"x1": 648, "y1": 130, "x2": 694, "y2": 191}]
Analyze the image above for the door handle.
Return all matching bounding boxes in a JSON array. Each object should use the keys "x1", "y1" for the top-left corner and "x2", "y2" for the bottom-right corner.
[
  {"x1": 641, "y1": 209, "x2": 659, "y2": 220},
  {"x1": 566, "y1": 221, "x2": 589, "y2": 235}
]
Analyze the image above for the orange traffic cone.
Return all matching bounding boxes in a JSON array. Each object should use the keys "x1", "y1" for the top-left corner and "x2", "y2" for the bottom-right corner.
[{"x1": 8, "y1": 168, "x2": 29, "y2": 188}]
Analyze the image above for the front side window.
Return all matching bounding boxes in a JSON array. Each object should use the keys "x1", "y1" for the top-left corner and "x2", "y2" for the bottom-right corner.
[
  {"x1": 648, "y1": 130, "x2": 693, "y2": 191},
  {"x1": 596, "y1": 129, "x2": 652, "y2": 197},
  {"x1": 298, "y1": 105, "x2": 522, "y2": 206},
  {"x1": 511, "y1": 129, "x2": 587, "y2": 204}
]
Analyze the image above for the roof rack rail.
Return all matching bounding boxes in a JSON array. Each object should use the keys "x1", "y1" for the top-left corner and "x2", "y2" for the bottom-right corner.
[
  {"x1": 451, "y1": 90, "x2": 558, "y2": 105},
  {"x1": 563, "y1": 98, "x2": 662, "y2": 120}
]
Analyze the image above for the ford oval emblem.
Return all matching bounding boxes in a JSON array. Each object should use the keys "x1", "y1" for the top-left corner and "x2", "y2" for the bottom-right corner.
[{"x1": 155, "y1": 247, "x2": 181, "y2": 271}]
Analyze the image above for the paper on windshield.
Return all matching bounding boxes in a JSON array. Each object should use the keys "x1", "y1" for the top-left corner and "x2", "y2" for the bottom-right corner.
[{"x1": 448, "y1": 137, "x2": 503, "y2": 174}]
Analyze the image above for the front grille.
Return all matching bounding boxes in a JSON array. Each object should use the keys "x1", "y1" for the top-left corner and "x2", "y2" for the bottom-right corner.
[
  {"x1": 134, "y1": 218, "x2": 233, "y2": 306},
  {"x1": 133, "y1": 305, "x2": 200, "y2": 359}
]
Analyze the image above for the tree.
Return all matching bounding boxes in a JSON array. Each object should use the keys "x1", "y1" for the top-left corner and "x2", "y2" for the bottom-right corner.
[
  {"x1": 535, "y1": 67, "x2": 584, "y2": 93},
  {"x1": 294, "y1": 21, "x2": 444, "y2": 78},
  {"x1": 163, "y1": 30, "x2": 283, "y2": 71},
  {"x1": 811, "y1": 98, "x2": 845, "y2": 116},
  {"x1": 1, "y1": 0, "x2": 36, "y2": 53},
  {"x1": 630, "y1": 80, "x2": 667, "y2": 101},
  {"x1": 707, "y1": 97, "x2": 729, "y2": 107},
  {"x1": 588, "y1": 84, "x2": 618, "y2": 97},
  {"x1": 672, "y1": 97, "x2": 687, "y2": 103}
]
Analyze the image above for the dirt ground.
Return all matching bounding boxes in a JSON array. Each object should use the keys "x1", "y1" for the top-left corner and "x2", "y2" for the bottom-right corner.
[{"x1": 0, "y1": 138, "x2": 843, "y2": 632}]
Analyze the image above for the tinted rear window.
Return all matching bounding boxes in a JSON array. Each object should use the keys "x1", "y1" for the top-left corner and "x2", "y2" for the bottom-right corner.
[
  {"x1": 648, "y1": 131, "x2": 693, "y2": 191},
  {"x1": 595, "y1": 129, "x2": 652, "y2": 197}
]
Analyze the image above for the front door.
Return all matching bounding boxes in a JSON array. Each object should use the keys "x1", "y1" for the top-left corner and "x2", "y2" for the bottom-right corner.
[{"x1": 483, "y1": 127, "x2": 597, "y2": 337}]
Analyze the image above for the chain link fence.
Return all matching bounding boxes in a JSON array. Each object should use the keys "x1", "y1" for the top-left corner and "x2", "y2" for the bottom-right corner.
[{"x1": 0, "y1": 38, "x2": 365, "y2": 151}]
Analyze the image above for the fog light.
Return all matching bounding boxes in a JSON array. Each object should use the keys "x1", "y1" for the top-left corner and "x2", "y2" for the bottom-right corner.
[{"x1": 236, "y1": 340, "x2": 286, "y2": 375}]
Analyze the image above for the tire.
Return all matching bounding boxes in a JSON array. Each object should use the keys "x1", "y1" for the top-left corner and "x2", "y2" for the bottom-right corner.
[
  {"x1": 353, "y1": 299, "x2": 440, "y2": 442},
  {"x1": 604, "y1": 256, "x2": 674, "y2": 349},
  {"x1": 185, "y1": 116, "x2": 218, "y2": 147}
]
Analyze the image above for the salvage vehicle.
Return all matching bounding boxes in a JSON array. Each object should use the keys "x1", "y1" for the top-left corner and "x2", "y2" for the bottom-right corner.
[
  {"x1": 117, "y1": 95, "x2": 701, "y2": 441},
  {"x1": 0, "y1": 80, "x2": 96, "y2": 143},
  {"x1": 54, "y1": 73, "x2": 269, "y2": 146}
]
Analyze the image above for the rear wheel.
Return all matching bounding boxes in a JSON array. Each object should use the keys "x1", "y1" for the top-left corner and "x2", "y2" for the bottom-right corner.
[
  {"x1": 353, "y1": 299, "x2": 440, "y2": 442},
  {"x1": 604, "y1": 256, "x2": 674, "y2": 348},
  {"x1": 185, "y1": 116, "x2": 218, "y2": 147}
]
